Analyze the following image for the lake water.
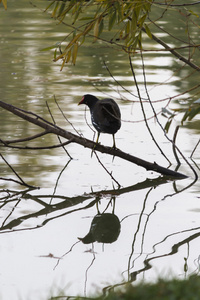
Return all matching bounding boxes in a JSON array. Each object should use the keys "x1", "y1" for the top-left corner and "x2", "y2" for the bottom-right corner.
[{"x1": 0, "y1": 1, "x2": 200, "y2": 299}]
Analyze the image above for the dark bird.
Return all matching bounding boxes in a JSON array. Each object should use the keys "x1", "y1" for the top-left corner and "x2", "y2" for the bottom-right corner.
[{"x1": 78, "y1": 94, "x2": 121, "y2": 148}]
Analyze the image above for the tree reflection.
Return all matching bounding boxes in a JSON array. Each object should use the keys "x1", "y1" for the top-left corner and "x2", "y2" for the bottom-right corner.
[
  {"x1": 0, "y1": 176, "x2": 177, "y2": 232},
  {"x1": 0, "y1": 176, "x2": 199, "y2": 297}
]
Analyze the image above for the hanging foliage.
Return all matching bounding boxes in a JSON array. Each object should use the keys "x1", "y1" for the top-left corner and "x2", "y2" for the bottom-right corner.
[{"x1": 43, "y1": 0, "x2": 153, "y2": 66}]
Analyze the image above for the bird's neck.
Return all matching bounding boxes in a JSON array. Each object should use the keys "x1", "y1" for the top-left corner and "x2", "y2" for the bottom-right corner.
[{"x1": 88, "y1": 99, "x2": 98, "y2": 110}]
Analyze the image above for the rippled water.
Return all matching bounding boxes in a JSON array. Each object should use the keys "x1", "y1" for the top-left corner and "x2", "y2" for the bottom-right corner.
[{"x1": 0, "y1": 1, "x2": 200, "y2": 300}]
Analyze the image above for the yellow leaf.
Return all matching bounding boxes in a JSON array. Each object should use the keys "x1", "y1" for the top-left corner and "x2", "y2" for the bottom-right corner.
[
  {"x1": 61, "y1": 32, "x2": 82, "y2": 55},
  {"x1": 83, "y1": 21, "x2": 94, "y2": 36},
  {"x1": 60, "y1": 55, "x2": 67, "y2": 71},
  {"x1": 2, "y1": 0, "x2": 7, "y2": 10},
  {"x1": 60, "y1": 50, "x2": 72, "y2": 71},
  {"x1": 51, "y1": 2, "x2": 59, "y2": 18},
  {"x1": 94, "y1": 19, "x2": 99, "y2": 40},
  {"x1": 66, "y1": 49, "x2": 71, "y2": 63},
  {"x1": 53, "y1": 51, "x2": 66, "y2": 62}
]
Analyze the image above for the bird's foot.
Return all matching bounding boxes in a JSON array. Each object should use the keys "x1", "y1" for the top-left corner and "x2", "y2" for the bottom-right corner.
[{"x1": 91, "y1": 143, "x2": 98, "y2": 157}]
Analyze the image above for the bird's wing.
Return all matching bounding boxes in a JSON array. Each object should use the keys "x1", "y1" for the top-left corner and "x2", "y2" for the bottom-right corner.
[{"x1": 100, "y1": 99, "x2": 121, "y2": 120}]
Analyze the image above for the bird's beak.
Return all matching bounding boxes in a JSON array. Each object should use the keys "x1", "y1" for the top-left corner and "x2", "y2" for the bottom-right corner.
[{"x1": 78, "y1": 96, "x2": 84, "y2": 105}]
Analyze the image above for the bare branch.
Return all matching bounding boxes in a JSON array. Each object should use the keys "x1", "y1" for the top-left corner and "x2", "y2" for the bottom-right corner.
[
  {"x1": 154, "y1": 1, "x2": 200, "y2": 7},
  {"x1": 142, "y1": 27, "x2": 200, "y2": 72}
]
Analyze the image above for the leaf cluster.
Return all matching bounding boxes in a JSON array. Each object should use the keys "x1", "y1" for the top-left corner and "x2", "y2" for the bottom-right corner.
[{"x1": 44, "y1": 0, "x2": 152, "y2": 67}]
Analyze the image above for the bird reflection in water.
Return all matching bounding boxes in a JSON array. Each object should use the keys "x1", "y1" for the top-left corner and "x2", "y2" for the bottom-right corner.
[{"x1": 78, "y1": 213, "x2": 121, "y2": 244}]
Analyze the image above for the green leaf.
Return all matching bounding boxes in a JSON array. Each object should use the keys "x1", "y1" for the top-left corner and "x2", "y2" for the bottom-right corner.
[
  {"x1": 73, "y1": 4, "x2": 82, "y2": 24},
  {"x1": 134, "y1": 4, "x2": 141, "y2": 20},
  {"x1": 188, "y1": 9, "x2": 199, "y2": 18},
  {"x1": 83, "y1": 21, "x2": 95, "y2": 35},
  {"x1": 138, "y1": 13, "x2": 147, "y2": 28},
  {"x1": 115, "y1": 1, "x2": 123, "y2": 23},
  {"x1": 44, "y1": 1, "x2": 55, "y2": 13},
  {"x1": 144, "y1": 23, "x2": 152, "y2": 39},
  {"x1": 181, "y1": 110, "x2": 190, "y2": 124},
  {"x1": 143, "y1": 0, "x2": 153, "y2": 12},
  {"x1": 79, "y1": 17, "x2": 94, "y2": 21},
  {"x1": 188, "y1": 106, "x2": 200, "y2": 121},
  {"x1": 164, "y1": 119, "x2": 173, "y2": 133},
  {"x1": 131, "y1": 11, "x2": 137, "y2": 38},
  {"x1": 181, "y1": 106, "x2": 200, "y2": 124},
  {"x1": 51, "y1": 2, "x2": 60, "y2": 18},
  {"x1": 57, "y1": 0, "x2": 67, "y2": 17},
  {"x1": 72, "y1": 42, "x2": 78, "y2": 65},
  {"x1": 40, "y1": 43, "x2": 60, "y2": 52},
  {"x1": 137, "y1": 32, "x2": 142, "y2": 49},
  {"x1": 108, "y1": 10, "x2": 116, "y2": 31},
  {"x1": 98, "y1": 18, "x2": 104, "y2": 36}
]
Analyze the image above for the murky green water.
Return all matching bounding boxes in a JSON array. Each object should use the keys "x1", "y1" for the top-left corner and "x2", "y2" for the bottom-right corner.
[{"x1": 0, "y1": 1, "x2": 200, "y2": 300}]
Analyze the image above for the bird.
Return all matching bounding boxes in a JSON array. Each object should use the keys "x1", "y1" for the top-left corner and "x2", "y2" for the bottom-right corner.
[{"x1": 78, "y1": 94, "x2": 121, "y2": 149}]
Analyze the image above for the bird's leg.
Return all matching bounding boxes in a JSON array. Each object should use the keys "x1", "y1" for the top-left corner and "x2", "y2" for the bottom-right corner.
[
  {"x1": 91, "y1": 132, "x2": 100, "y2": 157},
  {"x1": 96, "y1": 132, "x2": 100, "y2": 145},
  {"x1": 112, "y1": 134, "x2": 116, "y2": 149},
  {"x1": 112, "y1": 134, "x2": 117, "y2": 162}
]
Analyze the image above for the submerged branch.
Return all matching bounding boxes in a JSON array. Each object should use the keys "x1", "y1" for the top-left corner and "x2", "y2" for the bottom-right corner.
[{"x1": 0, "y1": 100, "x2": 188, "y2": 179}]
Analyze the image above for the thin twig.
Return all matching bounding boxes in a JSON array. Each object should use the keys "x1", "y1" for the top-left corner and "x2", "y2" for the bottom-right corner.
[
  {"x1": 129, "y1": 54, "x2": 171, "y2": 164},
  {"x1": 54, "y1": 95, "x2": 82, "y2": 136},
  {"x1": 46, "y1": 100, "x2": 73, "y2": 159}
]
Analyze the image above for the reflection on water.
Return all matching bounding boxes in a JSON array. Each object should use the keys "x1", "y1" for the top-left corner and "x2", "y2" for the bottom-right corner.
[
  {"x1": 79, "y1": 213, "x2": 121, "y2": 244},
  {"x1": 0, "y1": 1, "x2": 200, "y2": 300},
  {"x1": 1, "y1": 177, "x2": 200, "y2": 299}
]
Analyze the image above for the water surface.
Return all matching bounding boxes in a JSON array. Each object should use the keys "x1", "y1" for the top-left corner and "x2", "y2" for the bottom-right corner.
[{"x1": 0, "y1": 1, "x2": 200, "y2": 299}]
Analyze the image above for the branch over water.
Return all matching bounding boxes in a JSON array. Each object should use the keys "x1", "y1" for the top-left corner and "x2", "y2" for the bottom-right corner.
[{"x1": 0, "y1": 100, "x2": 188, "y2": 179}]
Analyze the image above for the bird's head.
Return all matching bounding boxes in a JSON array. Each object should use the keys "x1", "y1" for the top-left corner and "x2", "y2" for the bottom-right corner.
[{"x1": 78, "y1": 94, "x2": 98, "y2": 108}]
